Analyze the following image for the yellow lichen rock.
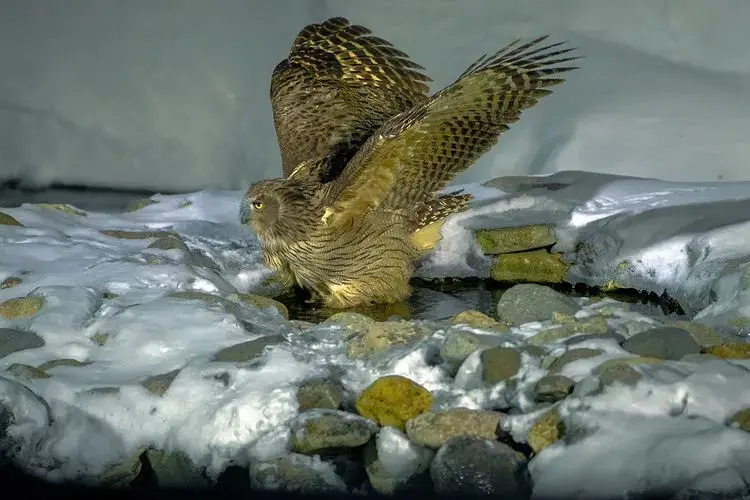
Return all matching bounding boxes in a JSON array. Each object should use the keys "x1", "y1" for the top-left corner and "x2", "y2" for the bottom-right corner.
[
  {"x1": 703, "y1": 343, "x2": 750, "y2": 359},
  {"x1": 527, "y1": 408, "x2": 564, "y2": 454},
  {"x1": 355, "y1": 375, "x2": 432, "y2": 431},
  {"x1": 0, "y1": 296, "x2": 44, "y2": 319}
]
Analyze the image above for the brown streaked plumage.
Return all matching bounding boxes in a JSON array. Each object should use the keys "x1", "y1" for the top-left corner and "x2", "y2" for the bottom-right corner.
[
  {"x1": 271, "y1": 16, "x2": 431, "y2": 181},
  {"x1": 243, "y1": 23, "x2": 579, "y2": 309}
]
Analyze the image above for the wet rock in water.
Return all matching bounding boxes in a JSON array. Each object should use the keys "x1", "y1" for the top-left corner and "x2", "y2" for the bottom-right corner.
[
  {"x1": 669, "y1": 320, "x2": 725, "y2": 347},
  {"x1": 621, "y1": 327, "x2": 700, "y2": 360},
  {"x1": 36, "y1": 203, "x2": 87, "y2": 216},
  {"x1": 564, "y1": 332, "x2": 625, "y2": 346},
  {"x1": 297, "y1": 378, "x2": 344, "y2": 412},
  {"x1": 290, "y1": 408, "x2": 378, "y2": 455},
  {"x1": 0, "y1": 377, "x2": 51, "y2": 464},
  {"x1": 212, "y1": 335, "x2": 285, "y2": 363},
  {"x1": 728, "y1": 409, "x2": 750, "y2": 432},
  {"x1": 141, "y1": 369, "x2": 182, "y2": 397},
  {"x1": 547, "y1": 348, "x2": 603, "y2": 374},
  {"x1": 249, "y1": 454, "x2": 346, "y2": 494},
  {"x1": 0, "y1": 296, "x2": 44, "y2": 320},
  {"x1": 680, "y1": 353, "x2": 719, "y2": 364},
  {"x1": 100, "y1": 229, "x2": 176, "y2": 240},
  {"x1": 0, "y1": 277, "x2": 22, "y2": 289},
  {"x1": 168, "y1": 290, "x2": 235, "y2": 309},
  {"x1": 6, "y1": 363, "x2": 50, "y2": 379},
  {"x1": 703, "y1": 342, "x2": 750, "y2": 359},
  {"x1": 534, "y1": 375, "x2": 575, "y2": 403},
  {"x1": 322, "y1": 311, "x2": 375, "y2": 334},
  {"x1": 90, "y1": 332, "x2": 110, "y2": 346},
  {"x1": 37, "y1": 358, "x2": 90, "y2": 371},
  {"x1": 430, "y1": 436, "x2": 531, "y2": 497},
  {"x1": 528, "y1": 408, "x2": 564, "y2": 454},
  {"x1": 233, "y1": 293, "x2": 289, "y2": 319},
  {"x1": 520, "y1": 345, "x2": 547, "y2": 358},
  {"x1": 594, "y1": 357, "x2": 662, "y2": 387},
  {"x1": 96, "y1": 447, "x2": 148, "y2": 487},
  {"x1": 448, "y1": 310, "x2": 508, "y2": 332},
  {"x1": 475, "y1": 224, "x2": 556, "y2": 255},
  {"x1": 405, "y1": 408, "x2": 506, "y2": 449},
  {"x1": 356, "y1": 375, "x2": 432, "y2": 431},
  {"x1": 529, "y1": 316, "x2": 610, "y2": 345},
  {"x1": 439, "y1": 331, "x2": 504, "y2": 367},
  {"x1": 481, "y1": 347, "x2": 522, "y2": 385},
  {"x1": 145, "y1": 449, "x2": 208, "y2": 489},
  {"x1": 571, "y1": 376, "x2": 604, "y2": 397},
  {"x1": 495, "y1": 284, "x2": 579, "y2": 326},
  {"x1": 0, "y1": 212, "x2": 23, "y2": 226},
  {"x1": 346, "y1": 321, "x2": 431, "y2": 359},
  {"x1": 365, "y1": 426, "x2": 434, "y2": 495},
  {"x1": 147, "y1": 234, "x2": 190, "y2": 252},
  {"x1": 125, "y1": 198, "x2": 157, "y2": 212},
  {"x1": 490, "y1": 249, "x2": 570, "y2": 284},
  {"x1": 0, "y1": 328, "x2": 45, "y2": 359}
]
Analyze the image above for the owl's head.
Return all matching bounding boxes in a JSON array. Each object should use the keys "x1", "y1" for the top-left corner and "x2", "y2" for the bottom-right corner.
[{"x1": 240, "y1": 178, "x2": 318, "y2": 244}]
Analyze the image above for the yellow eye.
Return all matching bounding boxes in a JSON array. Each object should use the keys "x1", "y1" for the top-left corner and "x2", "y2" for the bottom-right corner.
[{"x1": 252, "y1": 201, "x2": 264, "y2": 210}]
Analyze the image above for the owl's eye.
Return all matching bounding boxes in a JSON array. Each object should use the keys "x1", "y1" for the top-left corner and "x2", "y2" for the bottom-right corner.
[{"x1": 252, "y1": 201, "x2": 264, "y2": 210}]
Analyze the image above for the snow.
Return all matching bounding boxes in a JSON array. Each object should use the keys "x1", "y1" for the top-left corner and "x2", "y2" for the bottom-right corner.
[
  {"x1": 2, "y1": 1, "x2": 750, "y2": 192},
  {"x1": 2, "y1": 175, "x2": 750, "y2": 496}
]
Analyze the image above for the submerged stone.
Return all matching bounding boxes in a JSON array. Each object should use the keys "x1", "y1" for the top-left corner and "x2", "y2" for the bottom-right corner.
[
  {"x1": 356, "y1": 375, "x2": 432, "y2": 431},
  {"x1": 0, "y1": 328, "x2": 45, "y2": 360},
  {"x1": 145, "y1": 449, "x2": 208, "y2": 489},
  {"x1": 495, "y1": 284, "x2": 579, "y2": 326},
  {"x1": 125, "y1": 198, "x2": 157, "y2": 212},
  {"x1": 548, "y1": 348, "x2": 603, "y2": 373},
  {"x1": 234, "y1": 293, "x2": 289, "y2": 319},
  {"x1": 533, "y1": 375, "x2": 575, "y2": 403},
  {"x1": 0, "y1": 277, "x2": 22, "y2": 289},
  {"x1": 0, "y1": 296, "x2": 44, "y2": 320},
  {"x1": 703, "y1": 342, "x2": 750, "y2": 359},
  {"x1": 37, "y1": 358, "x2": 90, "y2": 371},
  {"x1": 0, "y1": 212, "x2": 23, "y2": 226},
  {"x1": 448, "y1": 309, "x2": 507, "y2": 330},
  {"x1": 621, "y1": 327, "x2": 700, "y2": 360},
  {"x1": 249, "y1": 454, "x2": 345, "y2": 494},
  {"x1": 490, "y1": 249, "x2": 570, "y2": 284},
  {"x1": 142, "y1": 369, "x2": 182, "y2": 397},
  {"x1": 290, "y1": 408, "x2": 378, "y2": 454},
  {"x1": 212, "y1": 335, "x2": 285, "y2": 363},
  {"x1": 481, "y1": 347, "x2": 522, "y2": 384},
  {"x1": 475, "y1": 224, "x2": 556, "y2": 254},
  {"x1": 100, "y1": 229, "x2": 176, "y2": 240},
  {"x1": 529, "y1": 316, "x2": 610, "y2": 345},
  {"x1": 6, "y1": 363, "x2": 50, "y2": 379},
  {"x1": 36, "y1": 203, "x2": 87, "y2": 216},
  {"x1": 296, "y1": 378, "x2": 344, "y2": 412},
  {"x1": 346, "y1": 321, "x2": 430, "y2": 359}
]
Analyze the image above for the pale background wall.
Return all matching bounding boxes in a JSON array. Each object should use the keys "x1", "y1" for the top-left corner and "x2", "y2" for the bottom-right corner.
[{"x1": 1, "y1": 0, "x2": 748, "y2": 194}]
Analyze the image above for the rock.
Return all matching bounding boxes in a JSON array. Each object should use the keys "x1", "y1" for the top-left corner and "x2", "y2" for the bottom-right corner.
[
  {"x1": 142, "y1": 369, "x2": 181, "y2": 397},
  {"x1": 430, "y1": 437, "x2": 531, "y2": 497},
  {"x1": 440, "y1": 331, "x2": 504, "y2": 367},
  {"x1": 212, "y1": 335, "x2": 285, "y2": 362},
  {"x1": 728, "y1": 409, "x2": 750, "y2": 432},
  {"x1": 297, "y1": 378, "x2": 344, "y2": 412},
  {"x1": 563, "y1": 331, "x2": 625, "y2": 346},
  {"x1": 481, "y1": 347, "x2": 522, "y2": 384},
  {"x1": 90, "y1": 332, "x2": 110, "y2": 346},
  {"x1": 346, "y1": 321, "x2": 430, "y2": 359},
  {"x1": 530, "y1": 317, "x2": 611, "y2": 345},
  {"x1": 97, "y1": 447, "x2": 147, "y2": 487},
  {"x1": 703, "y1": 343, "x2": 750, "y2": 359},
  {"x1": 520, "y1": 345, "x2": 546, "y2": 358},
  {"x1": 534, "y1": 375, "x2": 575, "y2": 403},
  {"x1": 365, "y1": 426, "x2": 434, "y2": 495},
  {"x1": 147, "y1": 235, "x2": 190, "y2": 252},
  {"x1": 249, "y1": 455, "x2": 346, "y2": 494},
  {"x1": 37, "y1": 358, "x2": 90, "y2": 371},
  {"x1": 405, "y1": 408, "x2": 505, "y2": 449},
  {"x1": 125, "y1": 198, "x2": 157, "y2": 212},
  {"x1": 36, "y1": 203, "x2": 87, "y2": 216},
  {"x1": 145, "y1": 449, "x2": 208, "y2": 489},
  {"x1": 490, "y1": 249, "x2": 570, "y2": 284},
  {"x1": 669, "y1": 320, "x2": 724, "y2": 347},
  {"x1": 448, "y1": 310, "x2": 508, "y2": 332},
  {"x1": 571, "y1": 376, "x2": 603, "y2": 397},
  {"x1": 0, "y1": 277, "x2": 22, "y2": 289},
  {"x1": 0, "y1": 328, "x2": 45, "y2": 359},
  {"x1": 356, "y1": 375, "x2": 432, "y2": 431},
  {"x1": 475, "y1": 224, "x2": 556, "y2": 255},
  {"x1": 495, "y1": 284, "x2": 579, "y2": 326},
  {"x1": 594, "y1": 357, "x2": 662, "y2": 387},
  {"x1": 0, "y1": 212, "x2": 23, "y2": 226},
  {"x1": 169, "y1": 290, "x2": 234, "y2": 308},
  {"x1": 0, "y1": 377, "x2": 51, "y2": 465},
  {"x1": 234, "y1": 293, "x2": 289, "y2": 319},
  {"x1": 621, "y1": 327, "x2": 700, "y2": 360},
  {"x1": 322, "y1": 312, "x2": 375, "y2": 333},
  {"x1": 100, "y1": 229, "x2": 176, "y2": 240},
  {"x1": 527, "y1": 408, "x2": 564, "y2": 454},
  {"x1": 680, "y1": 353, "x2": 719, "y2": 363},
  {"x1": 548, "y1": 348, "x2": 602, "y2": 374},
  {"x1": 81, "y1": 386, "x2": 121, "y2": 396},
  {"x1": 290, "y1": 409, "x2": 378, "y2": 455},
  {"x1": 0, "y1": 296, "x2": 44, "y2": 320},
  {"x1": 6, "y1": 363, "x2": 50, "y2": 379}
]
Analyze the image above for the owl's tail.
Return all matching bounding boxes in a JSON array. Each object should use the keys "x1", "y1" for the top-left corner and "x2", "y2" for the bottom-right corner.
[{"x1": 410, "y1": 191, "x2": 473, "y2": 252}]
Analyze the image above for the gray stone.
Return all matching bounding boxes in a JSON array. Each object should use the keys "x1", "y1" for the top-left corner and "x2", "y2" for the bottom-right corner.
[
  {"x1": 592, "y1": 358, "x2": 663, "y2": 387},
  {"x1": 621, "y1": 327, "x2": 700, "y2": 360},
  {"x1": 6, "y1": 363, "x2": 49, "y2": 379},
  {"x1": 440, "y1": 331, "x2": 503, "y2": 367},
  {"x1": 430, "y1": 437, "x2": 531, "y2": 497},
  {"x1": 249, "y1": 455, "x2": 345, "y2": 493},
  {"x1": 0, "y1": 328, "x2": 45, "y2": 360},
  {"x1": 296, "y1": 378, "x2": 344, "y2": 412},
  {"x1": 534, "y1": 375, "x2": 575, "y2": 403},
  {"x1": 290, "y1": 409, "x2": 378, "y2": 455},
  {"x1": 145, "y1": 449, "x2": 209, "y2": 489},
  {"x1": 571, "y1": 376, "x2": 603, "y2": 397},
  {"x1": 37, "y1": 358, "x2": 90, "y2": 371},
  {"x1": 212, "y1": 335, "x2": 285, "y2": 362},
  {"x1": 563, "y1": 332, "x2": 625, "y2": 346},
  {"x1": 406, "y1": 408, "x2": 506, "y2": 449},
  {"x1": 481, "y1": 347, "x2": 522, "y2": 384},
  {"x1": 495, "y1": 284, "x2": 580, "y2": 326},
  {"x1": 142, "y1": 369, "x2": 181, "y2": 397},
  {"x1": 548, "y1": 348, "x2": 603, "y2": 373}
]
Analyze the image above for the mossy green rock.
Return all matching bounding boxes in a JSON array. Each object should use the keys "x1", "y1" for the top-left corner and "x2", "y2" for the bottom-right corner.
[
  {"x1": 481, "y1": 347, "x2": 522, "y2": 384},
  {"x1": 703, "y1": 342, "x2": 750, "y2": 359},
  {"x1": 346, "y1": 321, "x2": 431, "y2": 359},
  {"x1": 534, "y1": 375, "x2": 575, "y2": 403},
  {"x1": 669, "y1": 320, "x2": 724, "y2": 347},
  {"x1": 297, "y1": 378, "x2": 344, "y2": 412},
  {"x1": 290, "y1": 409, "x2": 378, "y2": 454},
  {"x1": 528, "y1": 408, "x2": 564, "y2": 454},
  {"x1": 212, "y1": 335, "x2": 285, "y2": 362},
  {"x1": 142, "y1": 369, "x2": 182, "y2": 396},
  {"x1": 490, "y1": 249, "x2": 570, "y2": 284},
  {"x1": 728, "y1": 408, "x2": 750, "y2": 432},
  {"x1": 234, "y1": 293, "x2": 289, "y2": 319},
  {"x1": 145, "y1": 449, "x2": 208, "y2": 489},
  {"x1": 594, "y1": 357, "x2": 663, "y2": 387},
  {"x1": 0, "y1": 296, "x2": 44, "y2": 319},
  {"x1": 7, "y1": 363, "x2": 50, "y2": 379},
  {"x1": 101, "y1": 229, "x2": 176, "y2": 240},
  {"x1": 37, "y1": 358, "x2": 90, "y2": 371},
  {"x1": 0, "y1": 211, "x2": 23, "y2": 226},
  {"x1": 356, "y1": 375, "x2": 432, "y2": 431},
  {"x1": 36, "y1": 203, "x2": 87, "y2": 216},
  {"x1": 1, "y1": 277, "x2": 22, "y2": 289},
  {"x1": 125, "y1": 198, "x2": 157, "y2": 212},
  {"x1": 405, "y1": 408, "x2": 506, "y2": 449},
  {"x1": 475, "y1": 225, "x2": 556, "y2": 255},
  {"x1": 322, "y1": 311, "x2": 375, "y2": 333}
]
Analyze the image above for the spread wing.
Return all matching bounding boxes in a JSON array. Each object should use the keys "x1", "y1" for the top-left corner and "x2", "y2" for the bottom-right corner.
[
  {"x1": 320, "y1": 36, "x2": 580, "y2": 226},
  {"x1": 271, "y1": 16, "x2": 431, "y2": 178}
]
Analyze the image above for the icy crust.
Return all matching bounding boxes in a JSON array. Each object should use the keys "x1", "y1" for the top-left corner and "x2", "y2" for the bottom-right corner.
[{"x1": 420, "y1": 171, "x2": 750, "y2": 328}]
